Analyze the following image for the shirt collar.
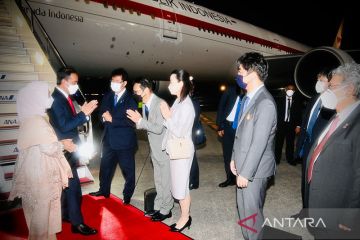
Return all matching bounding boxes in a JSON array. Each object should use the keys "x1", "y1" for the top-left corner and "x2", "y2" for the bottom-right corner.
[
  {"x1": 145, "y1": 93, "x2": 154, "y2": 109},
  {"x1": 56, "y1": 86, "x2": 69, "y2": 98},
  {"x1": 246, "y1": 84, "x2": 264, "y2": 101},
  {"x1": 115, "y1": 88, "x2": 126, "y2": 99}
]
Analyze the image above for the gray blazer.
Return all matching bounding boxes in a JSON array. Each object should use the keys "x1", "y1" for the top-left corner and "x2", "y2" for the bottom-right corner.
[
  {"x1": 137, "y1": 94, "x2": 167, "y2": 161},
  {"x1": 231, "y1": 86, "x2": 277, "y2": 181}
]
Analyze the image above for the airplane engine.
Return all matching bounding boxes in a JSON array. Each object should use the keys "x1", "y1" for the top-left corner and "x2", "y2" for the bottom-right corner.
[{"x1": 294, "y1": 47, "x2": 354, "y2": 98}]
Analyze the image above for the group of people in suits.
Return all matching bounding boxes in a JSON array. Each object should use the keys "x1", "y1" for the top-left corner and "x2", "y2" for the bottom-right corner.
[{"x1": 217, "y1": 52, "x2": 360, "y2": 239}]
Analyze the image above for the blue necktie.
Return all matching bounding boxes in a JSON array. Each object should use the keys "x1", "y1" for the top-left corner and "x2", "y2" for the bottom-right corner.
[
  {"x1": 145, "y1": 105, "x2": 149, "y2": 119},
  {"x1": 299, "y1": 99, "x2": 322, "y2": 157},
  {"x1": 307, "y1": 99, "x2": 322, "y2": 138},
  {"x1": 114, "y1": 94, "x2": 118, "y2": 107},
  {"x1": 232, "y1": 96, "x2": 248, "y2": 129}
]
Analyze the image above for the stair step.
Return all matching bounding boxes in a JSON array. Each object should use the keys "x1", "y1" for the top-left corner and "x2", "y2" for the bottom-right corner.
[
  {"x1": 0, "y1": 35, "x2": 20, "y2": 42},
  {"x1": 0, "y1": 41, "x2": 23, "y2": 48},
  {"x1": 0, "y1": 72, "x2": 39, "y2": 81},
  {"x1": 0, "y1": 129, "x2": 19, "y2": 141},
  {"x1": 0, "y1": 46, "x2": 26, "y2": 55},
  {"x1": 0, "y1": 54, "x2": 30, "y2": 64},
  {"x1": 0, "y1": 63, "x2": 35, "y2": 73},
  {"x1": 0, "y1": 27, "x2": 16, "y2": 35},
  {"x1": 0, "y1": 21, "x2": 12, "y2": 27},
  {"x1": 0, "y1": 16, "x2": 11, "y2": 23},
  {"x1": 0, "y1": 103, "x2": 16, "y2": 114},
  {"x1": 0, "y1": 80, "x2": 34, "y2": 91}
]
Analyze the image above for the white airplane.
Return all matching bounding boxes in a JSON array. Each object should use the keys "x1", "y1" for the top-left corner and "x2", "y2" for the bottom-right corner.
[{"x1": 23, "y1": 0, "x2": 355, "y2": 97}]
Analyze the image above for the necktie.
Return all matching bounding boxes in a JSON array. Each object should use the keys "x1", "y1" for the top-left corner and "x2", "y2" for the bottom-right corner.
[
  {"x1": 67, "y1": 96, "x2": 76, "y2": 116},
  {"x1": 232, "y1": 96, "x2": 248, "y2": 129},
  {"x1": 145, "y1": 105, "x2": 149, "y2": 119},
  {"x1": 299, "y1": 100, "x2": 322, "y2": 158},
  {"x1": 286, "y1": 97, "x2": 291, "y2": 122},
  {"x1": 307, "y1": 116, "x2": 340, "y2": 183},
  {"x1": 307, "y1": 99, "x2": 322, "y2": 138},
  {"x1": 114, "y1": 94, "x2": 118, "y2": 107}
]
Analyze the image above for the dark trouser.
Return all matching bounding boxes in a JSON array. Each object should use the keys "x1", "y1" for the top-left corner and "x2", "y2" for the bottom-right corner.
[
  {"x1": 99, "y1": 141, "x2": 135, "y2": 200},
  {"x1": 275, "y1": 121, "x2": 296, "y2": 164},
  {"x1": 222, "y1": 121, "x2": 236, "y2": 181},
  {"x1": 62, "y1": 152, "x2": 83, "y2": 226},
  {"x1": 189, "y1": 151, "x2": 199, "y2": 187}
]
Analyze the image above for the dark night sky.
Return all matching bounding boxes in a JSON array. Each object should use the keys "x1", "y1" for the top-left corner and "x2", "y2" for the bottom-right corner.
[{"x1": 189, "y1": 1, "x2": 360, "y2": 50}]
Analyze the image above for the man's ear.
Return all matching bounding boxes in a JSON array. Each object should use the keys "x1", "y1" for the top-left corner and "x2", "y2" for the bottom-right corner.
[{"x1": 123, "y1": 81, "x2": 128, "y2": 87}]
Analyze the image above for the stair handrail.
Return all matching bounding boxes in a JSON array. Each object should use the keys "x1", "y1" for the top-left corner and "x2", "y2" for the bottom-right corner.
[{"x1": 15, "y1": 0, "x2": 66, "y2": 69}]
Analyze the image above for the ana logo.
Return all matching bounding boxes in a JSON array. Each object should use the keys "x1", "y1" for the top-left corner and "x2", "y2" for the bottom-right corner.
[
  {"x1": 0, "y1": 95, "x2": 15, "y2": 101},
  {"x1": 238, "y1": 213, "x2": 258, "y2": 233}
]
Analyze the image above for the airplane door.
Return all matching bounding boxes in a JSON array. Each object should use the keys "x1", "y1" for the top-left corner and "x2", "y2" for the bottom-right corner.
[{"x1": 159, "y1": 3, "x2": 179, "y2": 39}]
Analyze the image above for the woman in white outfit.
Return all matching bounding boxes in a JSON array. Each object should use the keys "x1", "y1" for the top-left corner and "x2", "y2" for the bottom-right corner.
[{"x1": 160, "y1": 69, "x2": 195, "y2": 232}]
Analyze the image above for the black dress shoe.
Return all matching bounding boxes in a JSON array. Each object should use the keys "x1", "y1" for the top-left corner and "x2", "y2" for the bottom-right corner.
[
  {"x1": 189, "y1": 184, "x2": 199, "y2": 190},
  {"x1": 89, "y1": 191, "x2": 110, "y2": 198},
  {"x1": 152, "y1": 211, "x2": 172, "y2": 221},
  {"x1": 71, "y1": 223, "x2": 97, "y2": 235},
  {"x1": 170, "y1": 216, "x2": 192, "y2": 232},
  {"x1": 218, "y1": 179, "x2": 236, "y2": 188},
  {"x1": 122, "y1": 198, "x2": 131, "y2": 205},
  {"x1": 145, "y1": 210, "x2": 160, "y2": 217}
]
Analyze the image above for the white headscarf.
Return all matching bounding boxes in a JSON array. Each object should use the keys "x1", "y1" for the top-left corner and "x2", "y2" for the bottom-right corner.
[{"x1": 17, "y1": 81, "x2": 49, "y2": 122}]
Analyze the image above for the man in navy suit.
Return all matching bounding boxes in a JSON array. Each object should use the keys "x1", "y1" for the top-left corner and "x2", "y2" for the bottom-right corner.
[
  {"x1": 49, "y1": 67, "x2": 98, "y2": 235},
  {"x1": 216, "y1": 84, "x2": 245, "y2": 187},
  {"x1": 89, "y1": 68, "x2": 138, "y2": 204}
]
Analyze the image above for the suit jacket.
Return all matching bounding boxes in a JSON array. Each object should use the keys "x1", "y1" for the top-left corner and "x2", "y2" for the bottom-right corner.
[
  {"x1": 49, "y1": 88, "x2": 87, "y2": 143},
  {"x1": 231, "y1": 86, "x2": 277, "y2": 181},
  {"x1": 100, "y1": 90, "x2": 137, "y2": 150},
  {"x1": 216, "y1": 85, "x2": 240, "y2": 130},
  {"x1": 295, "y1": 95, "x2": 336, "y2": 159},
  {"x1": 137, "y1": 94, "x2": 167, "y2": 161},
  {"x1": 275, "y1": 92, "x2": 302, "y2": 127},
  {"x1": 306, "y1": 103, "x2": 360, "y2": 229}
]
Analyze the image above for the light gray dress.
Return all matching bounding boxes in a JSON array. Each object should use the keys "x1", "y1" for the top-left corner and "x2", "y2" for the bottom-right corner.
[{"x1": 162, "y1": 96, "x2": 195, "y2": 200}]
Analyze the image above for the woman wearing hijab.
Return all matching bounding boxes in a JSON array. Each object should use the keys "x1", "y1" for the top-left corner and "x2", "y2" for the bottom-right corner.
[
  {"x1": 9, "y1": 81, "x2": 75, "y2": 240},
  {"x1": 160, "y1": 69, "x2": 195, "y2": 232}
]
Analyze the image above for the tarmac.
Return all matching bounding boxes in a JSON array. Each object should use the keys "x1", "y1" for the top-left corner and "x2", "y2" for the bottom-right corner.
[{"x1": 82, "y1": 111, "x2": 314, "y2": 240}]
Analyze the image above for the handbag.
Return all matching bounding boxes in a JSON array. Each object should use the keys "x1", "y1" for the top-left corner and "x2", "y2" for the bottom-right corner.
[
  {"x1": 193, "y1": 120, "x2": 206, "y2": 146},
  {"x1": 167, "y1": 137, "x2": 192, "y2": 160}
]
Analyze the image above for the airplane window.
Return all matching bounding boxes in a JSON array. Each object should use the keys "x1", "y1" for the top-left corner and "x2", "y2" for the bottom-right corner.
[
  {"x1": 136, "y1": 11, "x2": 141, "y2": 16},
  {"x1": 151, "y1": 15, "x2": 155, "y2": 19},
  {"x1": 129, "y1": 9, "x2": 133, "y2": 14},
  {"x1": 121, "y1": 7, "x2": 125, "y2": 12}
]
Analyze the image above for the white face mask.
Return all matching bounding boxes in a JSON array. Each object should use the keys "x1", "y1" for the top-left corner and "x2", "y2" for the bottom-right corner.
[
  {"x1": 111, "y1": 82, "x2": 122, "y2": 93},
  {"x1": 168, "y1": 82, "x2": 182, "y2": 95},
  {"x1": 315, "y1": 81, "x2": 327, "y2": 93},
  {"x1": 46, "y1": 96, "x2": 54, "y2": 109},
  {"x1": 68, "y1": 83, "x2": 79, "y2": 95},
  {"x1": 320, "y1": 85, "x2": 347, "y2": 110},
  {"x1": 286, "y1": 90, "x2": 294, "y2": 97}
]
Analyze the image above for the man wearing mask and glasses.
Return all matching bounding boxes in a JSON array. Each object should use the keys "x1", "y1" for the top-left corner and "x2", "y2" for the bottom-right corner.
[
  {"x1": 90, "y1": 68, "x2": 138, "y2": 206},
  {"x1": 306, "y1": 62, "x2": 360, "y2": 239},
  {"x1": 126, "y1": 77, "x2": 174, "y2": 222},
  {"x1": 291, "y1": 69, "x2": 336, "y2": 219}
]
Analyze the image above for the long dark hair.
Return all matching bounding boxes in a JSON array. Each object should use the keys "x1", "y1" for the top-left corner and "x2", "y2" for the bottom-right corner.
[{"x1": 171, "y1": 69, "x2": 193, "y2": 102}]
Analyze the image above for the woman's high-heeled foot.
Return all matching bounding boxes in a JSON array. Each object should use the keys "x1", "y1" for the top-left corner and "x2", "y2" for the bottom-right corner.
[{"x1": 170, "y1": 216, "x2": 192, "y2": 232}]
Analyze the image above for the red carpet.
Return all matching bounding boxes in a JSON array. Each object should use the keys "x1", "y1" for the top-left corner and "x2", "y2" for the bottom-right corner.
[{"x1": 0, "y1": 194, "x2": 192, "y2": 240}]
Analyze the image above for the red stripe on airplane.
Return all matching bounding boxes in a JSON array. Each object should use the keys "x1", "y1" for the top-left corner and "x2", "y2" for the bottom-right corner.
[{"x1": 90, "y1": 0, "x2": 303, "y2": 54}]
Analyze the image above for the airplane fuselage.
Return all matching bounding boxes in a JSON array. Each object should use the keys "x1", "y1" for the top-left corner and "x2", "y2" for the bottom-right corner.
[{"x1": 25, "y1": 0, "x2": 310, "y2": 82}]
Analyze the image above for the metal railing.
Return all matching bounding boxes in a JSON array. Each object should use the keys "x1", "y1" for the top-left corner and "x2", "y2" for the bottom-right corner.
[{"x1": 15, "y1": 0, "x2": 66, "y2": 71}]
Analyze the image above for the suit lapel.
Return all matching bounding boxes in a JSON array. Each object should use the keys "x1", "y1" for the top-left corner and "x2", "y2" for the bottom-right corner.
[
  {"x1": 114, "y1": 90, "x2": 128, "y2": 108},
  {"x1": 238, "y1": 87, "x2": 264, "y2": 124},
  {"x1": 53, "y1": 88, "x2": 74, "y2": 115}
]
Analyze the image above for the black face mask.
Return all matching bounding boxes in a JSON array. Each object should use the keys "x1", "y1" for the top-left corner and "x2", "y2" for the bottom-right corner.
[{"x1": 133, "y1": 94, "x2": 142, "y2": 102}]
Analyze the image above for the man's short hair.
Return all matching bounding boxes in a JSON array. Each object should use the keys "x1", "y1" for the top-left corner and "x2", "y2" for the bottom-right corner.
[
  {"x1": 236, "y1": 52, "x2": 269, "y2": 82},
  {"x1": 56, "y1": 67, "x2": 78, "y2": 85},
  {"x1": 134, "y1": 77, "x2": 153, "y2": 91},
  {"x1": 331, "y1": 62, "x2": 360, "y2": 99},
  {"x1": 111, "y1": 68, "x2": 129, "y2": 82}
]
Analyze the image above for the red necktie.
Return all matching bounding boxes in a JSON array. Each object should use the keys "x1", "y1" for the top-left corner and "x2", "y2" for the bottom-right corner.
[
  {"x1": 67, "y1": 96, "x2": 76, "y2": 116},
  {"x1": 307, "y1": 116, "x2": 340, "y2": 183}
]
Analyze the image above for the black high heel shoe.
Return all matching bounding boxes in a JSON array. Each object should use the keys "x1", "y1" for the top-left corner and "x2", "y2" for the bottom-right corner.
[{"x1": 170, "y1": 216, "x2": 192, "y2": 232}]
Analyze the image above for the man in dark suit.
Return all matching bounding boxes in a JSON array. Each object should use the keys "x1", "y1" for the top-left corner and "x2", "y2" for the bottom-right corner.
[
  {"x1": 306, "y1": 63, "x2": 360, "y2": 239},
  {"x1": 275, "y1": 84, "x2": 303, "y2": 165},
  {"x1": 292, "y1": 70, "x2": 335, "y2": 218},
  {"x1": 216, "y1": 84, "x2": 245, "y2": 187},
  {"x1": 49, "y1": 67, "x2": 98, "y2": 235},
  {"x1": 89, "y1": 68, "x2": 138, "y2": 204}
]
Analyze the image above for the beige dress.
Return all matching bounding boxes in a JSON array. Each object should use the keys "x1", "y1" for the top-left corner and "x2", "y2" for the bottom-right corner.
[{"x1": 9, "y1": 116, "x2": 72, "y2": 240}]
